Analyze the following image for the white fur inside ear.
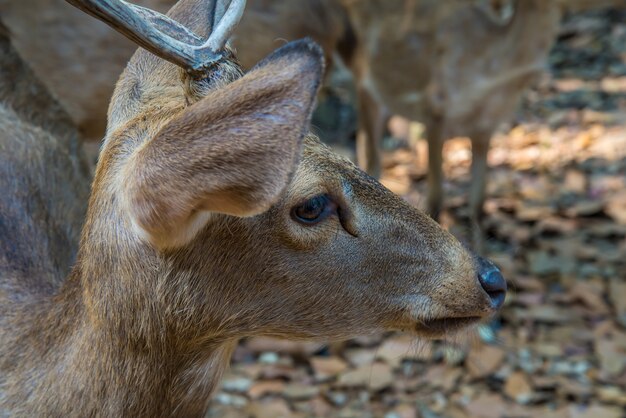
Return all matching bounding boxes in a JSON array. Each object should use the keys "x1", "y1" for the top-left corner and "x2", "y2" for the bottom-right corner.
[{"x1": 128, "y1": 210, "x2": 213, "y2": 250}]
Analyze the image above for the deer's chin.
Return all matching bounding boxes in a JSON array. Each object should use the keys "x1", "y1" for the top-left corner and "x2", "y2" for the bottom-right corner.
[{"x1": 413, "y1": 316, "x2": 482, "y2": 339}]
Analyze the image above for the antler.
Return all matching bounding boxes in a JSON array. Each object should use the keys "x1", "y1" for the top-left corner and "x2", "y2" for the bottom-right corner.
[{"x1": 65, "y1": 0, "x2": 246, "y2": 75}]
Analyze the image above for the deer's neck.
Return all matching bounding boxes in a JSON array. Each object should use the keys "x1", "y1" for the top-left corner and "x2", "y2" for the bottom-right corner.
[{"x1": 1, "y1": 269, "x2": 237, "y2": 417}]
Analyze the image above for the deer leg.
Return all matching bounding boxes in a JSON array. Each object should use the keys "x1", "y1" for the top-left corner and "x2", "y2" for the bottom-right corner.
[
  {"x1": 356, "y1": 84, "x2": 383, "y2": 178},
  {"x1": 468, "y1": 133, "x2": 491, "y2": 254},
  {"x1": 425, "y1": 113, "x2": 445, "y2": 220}
]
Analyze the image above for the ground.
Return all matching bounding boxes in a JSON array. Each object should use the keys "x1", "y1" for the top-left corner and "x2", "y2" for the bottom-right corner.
[{"x1": 205, "y1": 8, "x2": 626, "y2": 418}]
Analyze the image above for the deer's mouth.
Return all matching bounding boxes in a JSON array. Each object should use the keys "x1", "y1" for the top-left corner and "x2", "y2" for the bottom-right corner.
[{"x1": 414, "y1": 316, "x2": 482, "y2": 338}]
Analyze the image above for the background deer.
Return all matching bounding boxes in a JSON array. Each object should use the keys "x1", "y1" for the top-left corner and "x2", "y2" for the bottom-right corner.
[
  {"x1": 337, "y1": 0, "x2": 562, "y2": 252},
  {"x1": 0, "y1": 0, "x2": 506, "y2": 415},
  {"x1": 0, "y1": 22, "x2": 91, "y2": 293}
]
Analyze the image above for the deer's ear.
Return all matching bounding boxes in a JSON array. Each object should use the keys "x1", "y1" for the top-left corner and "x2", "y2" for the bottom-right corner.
[{"x1": 124, "y1": 39, "x2": 324, "y2": 249}]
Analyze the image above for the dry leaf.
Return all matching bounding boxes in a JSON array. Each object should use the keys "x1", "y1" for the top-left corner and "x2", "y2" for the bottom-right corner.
[
  {"x1": 310, "y1": 356, "x2": 349, "y2": 381},
  {"x1": 504, "y1": 372, "x2": 533, "y2": 404},
  {"x1": 336, "y1": 362, "x2": 392, "y2": 392},
  {"x1": 466, "y1": 345, "x2": 506, "y2": 379}
]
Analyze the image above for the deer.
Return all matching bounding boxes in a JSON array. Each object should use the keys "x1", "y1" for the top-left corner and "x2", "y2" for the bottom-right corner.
[
  {"x1": 0, "y1": 0, "x2": 507, "y2": 415},
  {"x1": 0, "y1": 21, "x2": 91, "y2": 294},
  {"x1": 335, "y1": 0, "x2": 564, "y2": 253}
]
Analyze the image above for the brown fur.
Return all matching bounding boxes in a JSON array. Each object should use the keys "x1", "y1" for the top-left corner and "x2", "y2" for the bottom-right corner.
[
  {"x1": 0, "y1": 23, "x2": 91, "y2": 299},
  {"x1": 232, "y1": 0, "x2": 350, "y2": 71},
  {"x1": 0, "y1": 1, "x2": 502, "y2": 415}
]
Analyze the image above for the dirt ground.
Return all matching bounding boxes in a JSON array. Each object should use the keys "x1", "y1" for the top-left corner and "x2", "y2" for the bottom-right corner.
[{"x1": 206, "y1": 8, "x2": 626, "y2": 418}]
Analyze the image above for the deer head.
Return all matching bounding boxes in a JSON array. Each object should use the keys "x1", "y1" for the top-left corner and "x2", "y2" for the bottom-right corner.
[{"x1": 64, "y1": 0, "x2": 505, "y2": 411}]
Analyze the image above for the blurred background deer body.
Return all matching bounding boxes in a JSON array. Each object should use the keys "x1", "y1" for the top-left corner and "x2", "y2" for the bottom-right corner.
[
  {"x1": 0, "y1": 0, "x2": 174, "y2": 141},
  {"x1": 0, "y1": 23, "x2": 90, "y2": 295},
  {"x1": 232, "y1": 0, "x2": 350, "y2": 71},
  {"x1": 341, "y1": 0, "x2": 562, "y2": 250},
  {"x1": 0, "y1": 0, "x2": 506, "y2": 415}
]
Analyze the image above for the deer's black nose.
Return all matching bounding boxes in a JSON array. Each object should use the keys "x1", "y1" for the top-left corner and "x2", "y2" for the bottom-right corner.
[{"x1": 476, "y1": 257, "x2": 506, "y2": 309}]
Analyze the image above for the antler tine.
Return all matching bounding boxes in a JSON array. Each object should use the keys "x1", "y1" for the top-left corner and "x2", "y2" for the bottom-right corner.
[
  {"x1": 65, "y1": 0, "x2": 247, "y2": 75},
  {"x1": 202, "y1": 0, "x2": 247, "y2": 52}
]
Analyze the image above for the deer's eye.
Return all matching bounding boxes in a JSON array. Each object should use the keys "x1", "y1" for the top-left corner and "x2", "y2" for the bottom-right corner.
[{"x1": 291, "y1": 194, "x2": 335, "y2": 225}]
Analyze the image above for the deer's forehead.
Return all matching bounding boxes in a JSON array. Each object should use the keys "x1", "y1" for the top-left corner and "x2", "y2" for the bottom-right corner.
[
  {"x1": 300, "y1": 137, "x2": 355, "y2": 172},
  {"x1": 288, "y1": 136, "x2": 381, "y2": 200},
  {"x1": 296, "y1": 137, "x2": 354, "y2": 181}
]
